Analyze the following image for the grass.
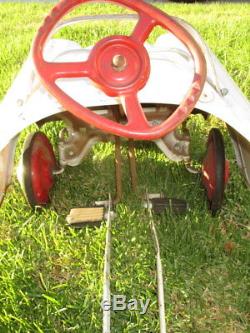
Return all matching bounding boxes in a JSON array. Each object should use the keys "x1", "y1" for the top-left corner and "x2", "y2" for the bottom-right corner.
[{"x1": 0, "y1": 2, "x2": 250, "y2": 332}]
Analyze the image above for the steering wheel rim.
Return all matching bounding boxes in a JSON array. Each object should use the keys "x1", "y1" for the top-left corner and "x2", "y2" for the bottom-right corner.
[{"x1": 33, "y1": 0, "x2": 207, "y2": 140}]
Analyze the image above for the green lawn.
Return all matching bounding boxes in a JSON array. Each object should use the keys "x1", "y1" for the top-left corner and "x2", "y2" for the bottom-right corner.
[{"x1": 0, "y1": 2, "x2": 249, "y2": 332}]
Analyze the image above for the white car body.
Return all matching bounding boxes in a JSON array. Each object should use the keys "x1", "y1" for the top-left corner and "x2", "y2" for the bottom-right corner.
[{"x1": 0, "y1": 15, "x2": 249, "y2": 204}]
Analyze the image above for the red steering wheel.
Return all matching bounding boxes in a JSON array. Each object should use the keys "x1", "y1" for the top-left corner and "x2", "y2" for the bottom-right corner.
[{"x1": 33, "y1": 0, "x2": 207, "y2": 140}]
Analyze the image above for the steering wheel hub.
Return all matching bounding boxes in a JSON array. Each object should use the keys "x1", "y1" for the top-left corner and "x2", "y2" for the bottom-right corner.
[{"x1": 90, "y1": 36, "x2": 150, "y2": 97}]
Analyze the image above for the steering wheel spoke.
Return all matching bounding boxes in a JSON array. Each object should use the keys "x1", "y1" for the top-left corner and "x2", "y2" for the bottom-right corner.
[
  {"x1": 131, "y1": 13, "x2": 156, "y2": 44},
  {"x1": 44, "y1": 61, "x2": 91, "y2": 81},
  {"x1": 121, "y1": 94, "x2": 150, "y2": 131}
]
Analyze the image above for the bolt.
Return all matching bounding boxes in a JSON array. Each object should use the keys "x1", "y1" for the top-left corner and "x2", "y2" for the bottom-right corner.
[
  {"x1": 17, "y1": 99, "x2": 24, "y2": 107},
  {"x1": 112, "y1": 54, "x2": 127, "y2": 72},
  {"x1": 221, "y1": 88, "x2": 229, "y2": 96}
]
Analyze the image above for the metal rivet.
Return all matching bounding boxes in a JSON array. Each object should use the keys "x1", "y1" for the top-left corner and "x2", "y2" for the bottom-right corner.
[
  {"x1": 221, "y1": 88, "x2": 229, "y2": 96},
  {"x1": 17, "y1": 99, "x2": 24, "y2": 107}
]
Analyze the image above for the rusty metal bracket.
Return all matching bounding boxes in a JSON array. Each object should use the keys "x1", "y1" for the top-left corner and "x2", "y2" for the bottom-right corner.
[
  {"x1": 128, "y1": 140, "x2": 137, "y2": 192},
  {"x1": 114, "y1": 136, "x2": 123, "y2": 204}
]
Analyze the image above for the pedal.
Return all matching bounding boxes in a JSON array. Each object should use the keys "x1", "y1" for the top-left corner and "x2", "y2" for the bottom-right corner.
[
  {"x1": 144, "y1": 197, "x2": 188, "y2": 214},
  {"x1": 66, "y1": 207, "x2": 105, "y2": 228}
]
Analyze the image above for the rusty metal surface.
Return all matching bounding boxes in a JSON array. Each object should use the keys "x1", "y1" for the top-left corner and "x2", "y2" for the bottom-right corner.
[{"x1": 58, "y1": 111, "x2": 113, "y2": 167}]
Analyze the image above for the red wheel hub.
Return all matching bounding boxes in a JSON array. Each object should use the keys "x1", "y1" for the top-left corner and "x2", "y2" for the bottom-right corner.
[
  {"x1": 202, "y1": 141, "x2": 216, "y2": 201},
  {"x1": 202, "y1": 128, "x2": 230, "y2": 215},
  {"x1": 33, "y1": 0, "x2": 207, "y2": 140},
  {"x1": 29, "y1": 133, "x2": 56, "y2": 205}
]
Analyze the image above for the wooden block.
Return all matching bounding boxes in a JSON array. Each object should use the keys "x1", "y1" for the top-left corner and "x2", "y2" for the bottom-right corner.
[{"x1": 66, "y1": 207, "x2": 104, "y2": 227}]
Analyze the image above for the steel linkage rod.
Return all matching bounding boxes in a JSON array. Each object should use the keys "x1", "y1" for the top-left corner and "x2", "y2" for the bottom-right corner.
[
  {"x1": 102, "y1": 195, "x2": 112, "y2": 333},
  {"x1": 147, "y1": 194, "x2": 167, "y2": 333}
]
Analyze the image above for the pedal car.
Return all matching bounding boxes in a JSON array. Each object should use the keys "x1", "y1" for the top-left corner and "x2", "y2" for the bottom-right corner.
[{"x1": 0, "y1": 0, "x2": 249, "y2": 216}]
